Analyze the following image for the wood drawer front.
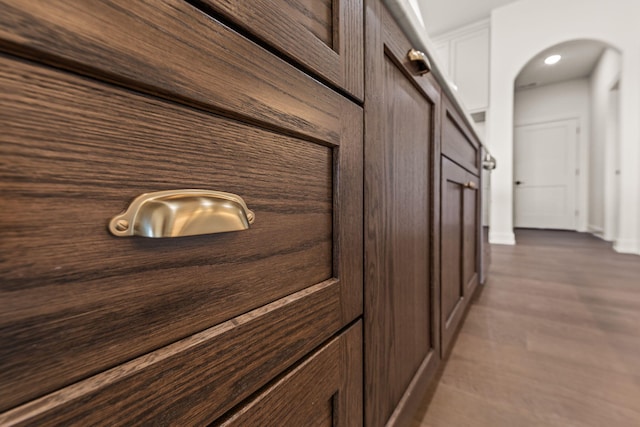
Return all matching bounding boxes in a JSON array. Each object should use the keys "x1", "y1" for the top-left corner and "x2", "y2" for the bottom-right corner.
[
  {"x1": 0, "y1": 282, "x2": 346, "y2": 425},
  {"x1": 0, "y1": 0, "x2": 347, "y2": 146},
  {"x1": 216, "y1": 322, "x2": 362, "y2": 427},
  {"x1": 441, "y1": 99, "x2": 480, "y2": 175},
  {"x1": 199, "y1": 0, "x2": 364, "y2": 100},
  {"x1": 0, "y1": 49, "x2": 362, "y2": 412}
]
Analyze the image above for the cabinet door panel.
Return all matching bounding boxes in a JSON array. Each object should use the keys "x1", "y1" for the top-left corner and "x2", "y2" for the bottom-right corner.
[
  {"x1": 381, "y1": 50, "x2": 431, "y2": 399},
  {"x1": 200, "y1": 0, "x2": 364, "y2": 99},
  {"x1": 440, "y1": 157, "x2": 470, "y2": 355},
  {"x1": 364, "y1": 2, "x2": 440, "y2": 425},
  {"x1": 463, "y1": 173, "x2": 479, "y2": 296},
  {"x1": 440, "y1": 153, "x2": 480, "y2": 357},
  {"x1": 441, "y1": 179, "x2": 464, "y2": 322}
]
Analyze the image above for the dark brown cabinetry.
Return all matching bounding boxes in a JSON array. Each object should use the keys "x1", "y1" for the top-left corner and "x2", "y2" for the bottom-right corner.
[
  {"x1": 439, "y1": 100, "x2": 482, "y2": 357},
  {"x1": 0, "y1": 0, "x2": 362, "y2": 424},
  {"x1": 440, "y1": 157, "x2": 480, "y2": 355},
  {"x1": 364, "y1": 2, "x2": 485, "y2": 423},
  {"x1": 198, "y1": 0, "x2": 364, "y2": 99},
  {"x1": 217, "y1": 322, "x2": 363, "y2": 427},
  {"x1": 1, "y1": 0, "x2": 488, "y2": 424},
  {"x1": 364, "y1": 2, "x2": 441, "y2": 426}
]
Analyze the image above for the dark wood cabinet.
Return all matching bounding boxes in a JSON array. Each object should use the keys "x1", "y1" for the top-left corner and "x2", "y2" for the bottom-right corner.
[
  {"x1": 440, "y1": 156, "x2": 480, "y2": 356},
  {"x1": 439, "y1": 98, "x2": 482, "y2": 357},
  {"x1": 0, "y1": 0, "x2": 362, "y2": 424},
  {"x1": 217, "y1": 322, "x2": 363, "y2": 427},
  {"x1": 364, "y1": 2, "x2": 441, "y2": 425},
  {"x1": 199, "y1": 0, "x2": 364, "y2": 100},
  {"x1": 1, "y1": 0, "x2": 489, "y2": 424}
]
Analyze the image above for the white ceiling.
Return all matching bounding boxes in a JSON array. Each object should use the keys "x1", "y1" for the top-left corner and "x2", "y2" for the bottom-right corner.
[
  {"x1": 515, "y1": 40, "x2": 608, "y2": 90},
  {"x1": 417, "y1": 0, "x2": 520, "y2": 36}
]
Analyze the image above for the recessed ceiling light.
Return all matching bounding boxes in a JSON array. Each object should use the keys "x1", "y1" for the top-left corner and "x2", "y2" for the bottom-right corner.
[{"x1": 544, "y1": 54, "x2": 561, "y2": 65}]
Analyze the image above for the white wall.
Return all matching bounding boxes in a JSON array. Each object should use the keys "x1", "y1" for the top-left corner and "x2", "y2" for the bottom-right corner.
[
  {"x1": 604, "y1": 86, "x2": 620, "y2": 241},
  {"x1": 488, "y1": 0, "x2": 640, "y2": 254},
  {"x1": 514, "y1": 79, "x2": 591, "y2": 232},
  {"x1": 589, "y1": 49, "x2": 621, "y2": 237}
]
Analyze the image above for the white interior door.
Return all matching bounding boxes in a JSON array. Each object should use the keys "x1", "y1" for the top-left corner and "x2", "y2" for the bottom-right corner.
[{"x1": 514, "y1": 119, "x2": 578, "y2": 229}]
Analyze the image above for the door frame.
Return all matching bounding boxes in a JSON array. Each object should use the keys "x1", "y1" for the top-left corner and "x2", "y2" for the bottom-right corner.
[
  {"x1": 604, "y1": 79, "x2": 621, "y2": 242},
  {"x1": 513, "y1": 115, "x2": 585, "y2": 231}
]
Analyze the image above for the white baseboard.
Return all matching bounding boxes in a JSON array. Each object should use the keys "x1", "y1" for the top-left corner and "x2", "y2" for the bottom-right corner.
[
  {"x1": 587, "y1": 225, "x2": 606, "y2": 240},
  {"x1": 613, "y1": 238, "x2": 640, "y2": 255},
  {"x1": 489, "y1": 231, "x2": 516, "y2": 245}
]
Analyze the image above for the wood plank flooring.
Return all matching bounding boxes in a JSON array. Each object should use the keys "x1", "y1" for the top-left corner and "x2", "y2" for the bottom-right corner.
[{"x1": 413, "y1": 229, "x2": 640, "y2": 427}]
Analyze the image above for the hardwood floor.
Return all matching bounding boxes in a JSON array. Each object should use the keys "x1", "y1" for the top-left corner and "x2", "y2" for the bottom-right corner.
[{"x1": 413, "y1": 229, "x2": 640, "y2": 427}]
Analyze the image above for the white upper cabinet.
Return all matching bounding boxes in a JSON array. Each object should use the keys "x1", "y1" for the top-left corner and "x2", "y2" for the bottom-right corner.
[{"x1": 433, "y1": 20, "x2": 490, "y2": 112}]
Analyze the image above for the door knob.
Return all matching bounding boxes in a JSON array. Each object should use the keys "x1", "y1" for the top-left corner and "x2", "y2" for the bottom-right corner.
[{"x1": 515, "y1": 181, "x2": 523, "y2": 185}]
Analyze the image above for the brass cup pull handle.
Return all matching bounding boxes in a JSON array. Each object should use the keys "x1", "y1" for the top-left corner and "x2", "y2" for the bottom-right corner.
[
  {"x1": 465, "y1": 181, "x2": 478, "y2": 190},
  {"x1": 407, "y1": 49, "x2": 432, "y2": 75},
  {"x1": 109, "y1": 189, "x2": 255, "y2": 238}
]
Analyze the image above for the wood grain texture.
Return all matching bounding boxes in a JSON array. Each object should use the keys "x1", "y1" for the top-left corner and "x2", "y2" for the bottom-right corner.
[
  {"x1": 383, "y1": 13, "x2": 442, "y2": 427},
  {"x1": 197, "y1": 0, "x2": 364, "y2": 99},
  {"x1": 0, "y1": 0, "x2": 364, "y2": 422},
  {"x1": 385, "y1": 348, "x2": 439, "y2": 427},
  {"x1": 0, "y1": 0, "x2": 348, "y2": 145},
  {"x1": 364, "y1": 1, "x2": 441, "y2": 425},
  {"x1": 201, "y1": 0, "x2": 334, "y2": 48},
  {"x1": 441, "y1": 97, "x2": 479, "y2": 175},
  {"x1": 463, "y1": 174, "x2": 479, "y2": 296},
  {"x1": 414, "y1": 230, "x2": 640, "y2": 427},
  {"x1": 336, "y1": 100, "x2": 365, "y2": 323},
  {"x1": 217, "y1": 322, "x2": 362, "y2": 427},
  {"x1": 440, "y1": 156, "x2": 479, "y2": 357},
  {"x1": 0, "y1": 53, "x2": 336, "y2": 411},
  {"x1": 0, "y1": 280, "x2": 343, "y2": 426},
  {"x1": 381, "y1": 51, "x2": 431, "y2": 397},
  {"x1": 440, "y1": 162, "x2": 464, "y2": 328},
  {"x1": 339, "y1": 0, "x2": 365, "y2": 100}
]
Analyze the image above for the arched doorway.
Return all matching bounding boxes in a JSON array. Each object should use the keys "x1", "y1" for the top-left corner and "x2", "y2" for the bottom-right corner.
[
  {"x1": 486, "y1": 0, "x2": 640, "y2": 254},
  {"x1": 512, "y1": 40, "x2": 621, "y2": 241}
]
